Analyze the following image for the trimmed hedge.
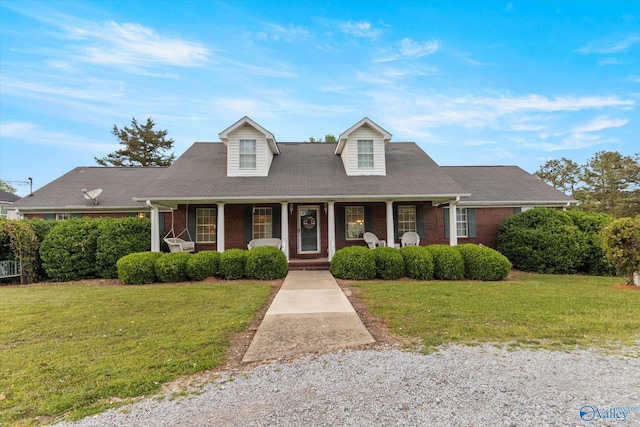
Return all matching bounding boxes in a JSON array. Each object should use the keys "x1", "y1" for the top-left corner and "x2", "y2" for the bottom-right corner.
[
  {"x1": 566, "y1": 210, "x2": 614, "y2": 276},
  {"x1": 96, "y1": 217, "x2": 151, "y2": 279},
  {"x1": 330, "y1": 246, "x2": 376, "y2": 280},
  {"x1": 456, "y1": 244, "x2": 511, "y2": 281},
  {"x1": 399, "y1": 246, "x2": 434, "y2": 280},
  {"x1": 426, "y1": 245, "x2": 465, "y2": 280},
  {"x1": 155, "y1": 252, "x2": 192, "y2": 283},
  {"x1": 497, "y1": 208, "x2": 584, "y2": 274},
  {"x1": 219, "y1": 249, "x2": 247, "y2": 280},
  {"x1": 245, "y1": 246, "x2": 288, "y2": 280},
  {"x1": 117, "y1": 251, "x2": 163, "y2": 284},
  {"x1": 186, "y1": 250, "x2": 220, "y2": 281},
  {"x1": 372, "y1": 247, "x2": 405, "y2": 280},
  {"x1": 39, "y1": 218, "x2": 101, "y2": 281}
]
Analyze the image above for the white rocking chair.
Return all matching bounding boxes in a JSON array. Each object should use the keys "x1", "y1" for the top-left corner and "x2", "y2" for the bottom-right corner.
[
  {"x1": 363, "y1": 232, "x2": 386, "y2": 250},
  {"x1": 401, "y1": 231, "x2": 420, "y2": 247}
]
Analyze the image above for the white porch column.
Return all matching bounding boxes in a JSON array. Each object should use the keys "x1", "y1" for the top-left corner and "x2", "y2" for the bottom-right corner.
[
  {"x1": 280, "y1": 201, "x2": 289, "y2": 260},
  {"x1": 327, "y1": 201, "x2": 336, "y2": 261},
  {"x1": 217, "y1": 203, "x2": 225, "y2": 253},
  {"x1": 448, "y1": 198, "x2": 458, "y2": 246},
  {"x1": 386, "y1": 200, "x2": 395, "y2": 247},
  {"x1": 148, "y1": 201, "x2": 160, "y2": 252}
]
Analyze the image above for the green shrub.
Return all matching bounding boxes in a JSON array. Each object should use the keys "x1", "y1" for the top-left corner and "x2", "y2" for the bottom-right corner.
[
  {"x1": 456, "y1": 244, "x2": 511, "y2": 281},
  {"x1": 497, "y1": 208, "x2": 584, "y2": 274},
  {"x1": 96, "y1": 217, "x2": 151, "y2": 279},
  {"x1": 23, "y1": 218, "x2": 57, "y2": 281},
  {"x1": 117, "y1": 251, "x2": 163, "y2": 285},
  {"x1": 566, "y1": 210, "x2": 615, "y2": 276},
  {"x1": 155, "y1": 252, "x2": 192, "y2": 283},
  {"x1": 186, "y1": 250, "x2": 221, "y2": 281},
  {"x1": 219, "y1": 249, "x2": 247, "y2": 280},
  {"x1": 245, "y1": 246, "x2": 288, "y2": 280},
  {"x1": 330, "y1": 246, "x2": 376, "y2": 280},
  {"x1": 372, "y1": 246, "x2": 405, "y2": 280},
  {"x1": 39, "y1": 218, "x2": 101, "y2": 281},
  {"x1": 426, "y1": 245, "x2": 465, "y2": 280},
  {"x1": 601, "y1": 216, "x2": 640, "y2": 285},
  {"x1": 399, "y1": 246, "x2": 434, "y2": 280}
]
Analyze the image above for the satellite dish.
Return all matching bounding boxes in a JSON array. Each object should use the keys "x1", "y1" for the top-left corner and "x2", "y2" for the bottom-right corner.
[{"x1": 82, "y1": 188, "x2": 102, "y2": 205}]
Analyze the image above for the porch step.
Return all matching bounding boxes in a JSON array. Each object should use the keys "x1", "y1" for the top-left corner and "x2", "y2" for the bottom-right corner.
[{"x1": 288, "y1": 258, "x2": 330, "y2": 271}]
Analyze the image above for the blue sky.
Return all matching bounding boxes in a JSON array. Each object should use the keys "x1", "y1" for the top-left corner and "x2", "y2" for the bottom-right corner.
[{"x1": 1, "y1": 0, "x2": 638, "y2": 196}]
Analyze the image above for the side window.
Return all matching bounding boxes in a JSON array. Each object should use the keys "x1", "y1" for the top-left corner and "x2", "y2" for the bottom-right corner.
[
  {"x1": 397, "y1": 206, "x2": 416, "y2": 234},
  {"x1": 253, "y1": 207, "x2": 273, "y2": 239},
  {"x1": 196, "y1": 208, "x2": 216, "y2": 243},
  {"x1": 345, "y1": 206, "x2": 364, "y2": 240}
]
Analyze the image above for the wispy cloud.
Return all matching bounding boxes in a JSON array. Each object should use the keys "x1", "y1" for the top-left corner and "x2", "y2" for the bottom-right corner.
[
  {"x1": 257, "y1": 23, "x2": 310, "y2": 42},
  {"x1": 399, "y1": 38, "x2": 440, "y2": 58},
  {"x1": 0, "y1": 122, "x2": 116, "y2": 151},
  {"x1": 338, "y1": 21, "x2": 383, "y2": 39},
  {"x1": 570, "y1": 116, "x2": 628, "y2": 133},
  {"x1": 576, "y1": 34, "x2": 640, "y2": 54}
]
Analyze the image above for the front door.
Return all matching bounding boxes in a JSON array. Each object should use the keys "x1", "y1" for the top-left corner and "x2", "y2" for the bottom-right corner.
[{"x1": 298, "y1": 206, "x2": 321, "y2": 254}]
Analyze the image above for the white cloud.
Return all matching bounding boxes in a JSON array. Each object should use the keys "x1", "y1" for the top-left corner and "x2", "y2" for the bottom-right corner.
[
  {"x1": 570, "y1": 116, "x2": 628, "y2": 133},
  {"x1": 338, "y1": 21, "x2": 383, "y2": 39},
  {"x1": 399, "y1": 38, "x2": 440, "y2": 58},
  {"x1": 576, "y1": 34, "x2": 640, "y2": 54},
  {"x1": 0, "y1": 122, "x2": 116, "y2": 151}
]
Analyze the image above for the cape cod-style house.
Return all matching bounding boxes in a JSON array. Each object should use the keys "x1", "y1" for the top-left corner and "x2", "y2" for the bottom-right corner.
[{"x1": 11, "y1": 117, "x2": 576, "y2": 261}]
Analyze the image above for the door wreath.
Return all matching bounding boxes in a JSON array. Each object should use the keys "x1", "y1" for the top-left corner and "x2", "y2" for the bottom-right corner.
[{"x1": 302, "y1": 215, "x2": 316, "y2": 229}]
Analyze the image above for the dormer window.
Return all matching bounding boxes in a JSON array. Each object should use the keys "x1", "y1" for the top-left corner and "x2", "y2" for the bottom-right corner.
[
  {"x1": 357, "y1": 140, "x2": 374, "y2": 168},
  {"x1": 239, "y1": 139, "x2": 256, "y2": 169}
]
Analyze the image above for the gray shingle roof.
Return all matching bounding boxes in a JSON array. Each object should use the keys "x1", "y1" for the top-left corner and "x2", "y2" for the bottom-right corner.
[
  {"x1": 11, "y1": 167, "x2": 167, "y2": 211},
  {"x1": 135, "y1": 142, "x2": 469, "y2": 202},
  {"x1": 442, "y1": 166, "x2": 576, "y2": 205},
  {"x1": 0, "y1": 189, "x2": 20, "y2": 203}
]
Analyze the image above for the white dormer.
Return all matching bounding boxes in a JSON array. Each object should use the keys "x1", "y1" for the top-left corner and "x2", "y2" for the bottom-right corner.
[
  {"x1": 219, "y1": 116, "x2": 279, "y2": 177},
  {"x1": 335, "y1": 117, "x2": 392, "y2": 176}
]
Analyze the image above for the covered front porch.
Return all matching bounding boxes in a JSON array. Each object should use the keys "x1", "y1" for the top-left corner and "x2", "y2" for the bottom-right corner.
[{"x1": 146, "y1": 198, "x2": 462, "y2": 260}]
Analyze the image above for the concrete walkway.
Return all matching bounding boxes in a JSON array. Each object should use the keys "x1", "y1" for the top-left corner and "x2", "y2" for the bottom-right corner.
[{"x1": 242, "y1": 270, "x2": 375, "y2": 363}]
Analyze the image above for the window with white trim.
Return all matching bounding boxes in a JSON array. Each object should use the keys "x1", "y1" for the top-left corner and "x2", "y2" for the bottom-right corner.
[
  {"x1": 253, "y1": 207, "x2": 273, "y2": 239},
  {"x1": 239, "y1": 139, "x2": 256, "y2": 169},
  {"x1": 397, "y1": 206, "x2": 416, "y2": 234},
  {"x1": 56, "y1": 213, "x2": 71, "y2": 221},
  {"x1": 357, "y1": 140, "x2": 374, "y2": 168},
  {"x1": 456, "y1": 208, "x2": 468, "y2": 238},
  {"x1": 345, "y1": 206, "x2": 364, "y2": 240},
  {"x1": 196, "y1": 208, "x2": 216, "y2": 243}
]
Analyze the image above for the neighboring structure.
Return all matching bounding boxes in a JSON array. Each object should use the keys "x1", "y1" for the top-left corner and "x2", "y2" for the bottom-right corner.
[
  {"x1": 12, "y1": 117, "x2": 576, "y2": 260},
  {"x1": 0, "y1": 189, "x2": 20, "y2": 220}
]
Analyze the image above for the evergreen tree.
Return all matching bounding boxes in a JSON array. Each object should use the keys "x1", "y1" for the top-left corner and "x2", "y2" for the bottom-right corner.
[{"x1": 95, "y1": 117, "x2": 175, "y2": 167}]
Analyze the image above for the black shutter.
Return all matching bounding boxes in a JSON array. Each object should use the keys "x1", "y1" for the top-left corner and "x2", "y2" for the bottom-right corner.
[
  {"x1": 243, "y1": 207, "x2": 253, "y2": 243},
  {"x1": 416, "y1": 205, "x2": 425, "y2": 238},
  {"x1": 444, "y1": 208, "x2": 450, "y2": 239},
  {"x1": 187, "y1": 206, "x2": 196, "y2": 242},
  {"x1": 393, "y1": 205, "x2": 399, "y2": 240},
  {"x1": 336, "y1": 205, "x2": 345, "y2": 240},
  {"x1": 364, "y1": 205, "x2": 373, "y2": 232},
  {"x1": 272, "y1": 205, "x2": 281, "y2": 238}
]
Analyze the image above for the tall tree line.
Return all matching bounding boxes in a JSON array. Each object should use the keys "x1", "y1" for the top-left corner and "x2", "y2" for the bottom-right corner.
[{"x1": 535, "y1": 151, "x2": 640, "y2": 217}]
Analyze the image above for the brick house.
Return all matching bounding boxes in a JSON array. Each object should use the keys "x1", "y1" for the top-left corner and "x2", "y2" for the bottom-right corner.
[{"x1": 11, "y1": 117, "x2": 576, "y2": 260}]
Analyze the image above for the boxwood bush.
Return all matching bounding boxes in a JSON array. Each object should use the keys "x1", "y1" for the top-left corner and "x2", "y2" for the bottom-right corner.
[
  {"x1": 155, "y1": 252, "x2": 192, "y2": 283},
  {"x1": 372, "y1": 247, "x2": 405, "y2": 280},
  {"x1": 219, "y1": 249, "x2": 247, "y2": 280},
  {"x1": 186, "y1": 250, "x2": 221, "y2": 281},
  {"x1": 426, "y1": 245, "x2": 465, "y2": 280},
  {"x1": 96, "y1": 217, "x2": 151, "y2": 279},
  {"x1": 497, "y1": 208, "x2": 585, "y2": 274},
  {"x1": 39, "y1": 218, "x2": 101, "y2": 281},
  {"x1": 456, "y1": 244, "x2": 511, "y2": 281},
  {"x1": 565, "y1": 210, "x2": 614, "y2": 276},
  {"x1": 246, "y1": 246, "x2": 288, "y2": 280},
  {"x1": 399, "y1": 246, "x2": 434, "y2": 280},
  {"x1": 117, "y1": 251, "x2": 163, "y2": 284},
  {"x1": 330, "y1": 246, "x2": 376, "y2": 280}
]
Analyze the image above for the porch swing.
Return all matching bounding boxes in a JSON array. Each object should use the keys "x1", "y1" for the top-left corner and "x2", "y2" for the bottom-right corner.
[{"x1": 163, "y1": 206, "x2": 195, "y2": 253}]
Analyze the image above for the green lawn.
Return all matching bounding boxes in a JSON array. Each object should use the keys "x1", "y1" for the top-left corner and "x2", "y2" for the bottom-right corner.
[
  {"x1": 351, "y1": 272, "x2": 640, "y2": 351},
  {"x1": 0, "y1": 282, "x2": 272, "y2": 426}
]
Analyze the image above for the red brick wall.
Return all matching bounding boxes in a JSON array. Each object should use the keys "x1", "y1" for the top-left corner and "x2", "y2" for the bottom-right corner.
[{"x1": 429, "y1": 206, "x2": 516, "y2": 248}]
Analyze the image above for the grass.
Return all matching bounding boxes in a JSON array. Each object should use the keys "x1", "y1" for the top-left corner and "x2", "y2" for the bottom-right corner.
[
  {"x1": 351, "y1": 272, "x2": 640, "y2": 351},
  {"x1": 0, "y1": 282, "x2": 272, "y2": 426}
]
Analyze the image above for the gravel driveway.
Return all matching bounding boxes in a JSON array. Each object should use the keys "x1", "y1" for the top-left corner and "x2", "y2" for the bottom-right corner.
[{"x1": 55, "y1": 344, "x2": 640, "y2": 426}]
